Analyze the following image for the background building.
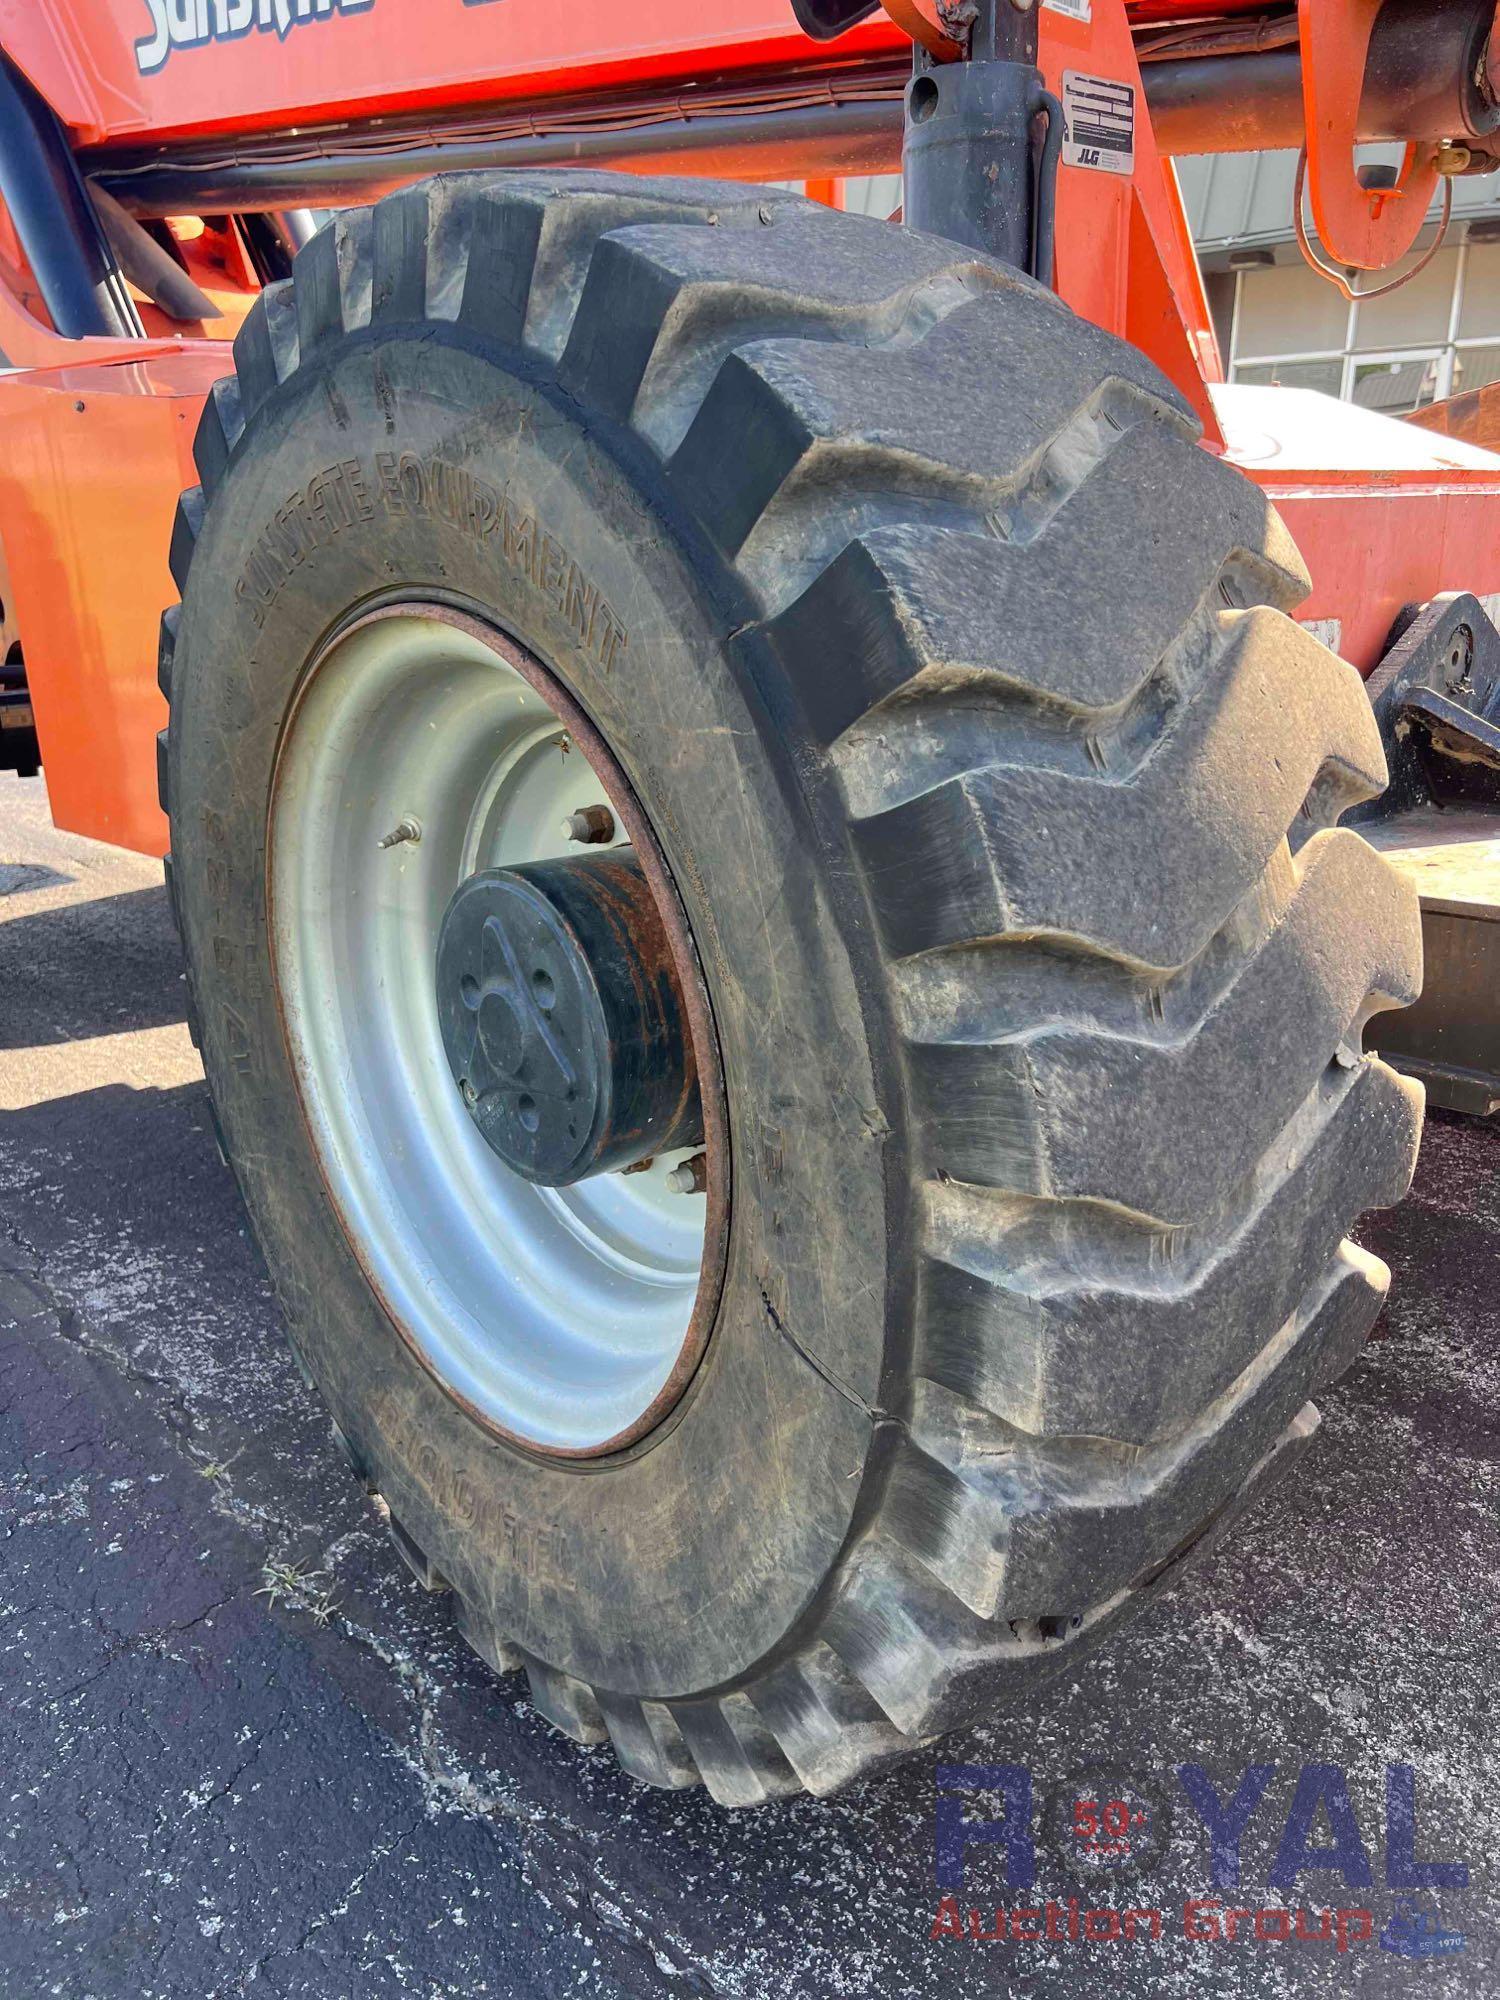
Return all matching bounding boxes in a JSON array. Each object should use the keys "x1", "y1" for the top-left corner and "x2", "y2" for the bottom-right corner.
[{"x1": 1177, "y1": 149, "x2": 1500, "y2": 414}]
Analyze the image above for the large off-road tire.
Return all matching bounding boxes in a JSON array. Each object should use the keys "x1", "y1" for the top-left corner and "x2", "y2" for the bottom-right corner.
[{"x1": 159, "y1": 171, "x2": 1423, "y2": 1802}]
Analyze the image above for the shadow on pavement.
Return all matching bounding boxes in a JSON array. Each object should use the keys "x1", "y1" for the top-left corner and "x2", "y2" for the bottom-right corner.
[{"x1": 0, "y1": 883, "x2": 187, "y2": 1049}]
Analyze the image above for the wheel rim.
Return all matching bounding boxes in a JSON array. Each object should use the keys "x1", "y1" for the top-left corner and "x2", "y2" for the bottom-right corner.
[{"x1": 267, "y1": 606, "x2": 725, "y2": 1456}]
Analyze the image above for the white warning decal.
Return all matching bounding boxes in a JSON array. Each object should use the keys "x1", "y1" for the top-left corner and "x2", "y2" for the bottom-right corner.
[
  {"x1": 1298, "y1": 618, "x2": 1344, "y2": 656},
  {"x1": 1062, "y1": 70, "x2": 1136, "y2": 176},
  {"x1": 1043, "y1": 0, "x2": 1092, "y2": 21}
]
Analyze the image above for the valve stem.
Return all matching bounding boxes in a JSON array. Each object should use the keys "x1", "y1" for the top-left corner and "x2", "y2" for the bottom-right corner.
[{"x1": 378, "y1": 816, "x2": 422, "y2": 850}]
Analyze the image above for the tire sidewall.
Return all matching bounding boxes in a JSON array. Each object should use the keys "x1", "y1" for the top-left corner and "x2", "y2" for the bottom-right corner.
[{"x1": 170, "y1": 324, "x2": 902, "y2": 1697}]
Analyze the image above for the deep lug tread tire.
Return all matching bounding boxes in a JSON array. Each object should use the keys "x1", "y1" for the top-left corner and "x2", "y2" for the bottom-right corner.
[{"x1": 159, "y1": 171, "x2": 1422, "y2": 1801}]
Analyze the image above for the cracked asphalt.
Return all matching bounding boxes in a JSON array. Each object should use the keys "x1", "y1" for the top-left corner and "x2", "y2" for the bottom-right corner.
[{"x1": 2, "y1": 767, "x2": 1499, "y2": 1998}]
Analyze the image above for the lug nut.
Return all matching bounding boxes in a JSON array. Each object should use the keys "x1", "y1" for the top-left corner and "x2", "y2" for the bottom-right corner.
[
  {"x1": 665, "y1": 1152, "x2": 707, "y2": 1195},
  {"x1": 378, "y1": 815, "x2": 422, "y2": 850},
  {"x1": 562, "y1": 804, "x2": 616, "y2": 845}
]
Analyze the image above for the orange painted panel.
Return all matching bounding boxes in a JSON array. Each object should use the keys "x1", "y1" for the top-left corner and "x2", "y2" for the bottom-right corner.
[
  {"x1": 0, "y1": 0, "x2": 904, "y2": 148},
  {"x1": 0, "y1": 0, "x2": 1259, "y2": 152},
  {"x1": 1040, "y1": 0, "x2": 1224, "y2": 423},
  {"x1": 1218, "y1": 383, "x2": 1500, "y2": 671},
  {"x1": 1267, "y1": 482, "x2": 1500, "y2": 674},
  {"x1": 0, "y1": 348, "x2": 227, "y2": 854},
  {"x1": 1299, "y1": 0, "x2": 1438, "y2": 270}
]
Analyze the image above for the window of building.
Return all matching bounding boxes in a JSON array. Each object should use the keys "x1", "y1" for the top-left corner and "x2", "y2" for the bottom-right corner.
[
  {"x1": 1226, "y1": 236, "x2": 1500, "y2": 416},
  {"x1": 1350, "y1": 248, "x2": 1460, "y2": 353},
  {"x1": 1350, "y1": 354, "x2": 1441, "y2": 411},
  {"x1": 1233, "y1": 261, "x2": 1350, "y2": 360},
  {"x1": 1456, "y1": 344, "x2": 1500, "y2": 393},
  {"x1": 1233, "y1": 358, "x2": 1343, "y2": 395}
]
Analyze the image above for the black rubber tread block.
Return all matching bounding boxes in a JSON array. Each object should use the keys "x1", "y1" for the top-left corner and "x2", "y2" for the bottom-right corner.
[
  {"x1": 917, "y1": 1055, "x2": 1421, "y2": 1443},
  {"x1": 559, "y1": 205, "x2": 1016, "y2": 447},
  {"x1": 192, "y1": 373, "x2": 245, "y2": 497},
  {"x1": 371, "y1": 180, "x2": 442, "y2": 324},
  {"x1": 594, "y1": 1693, "x2": 700, "y2": 1790},
  {"x1": 167, "y1": 485, "x2": 204, "y2": 596},
  {"x1": 903, "y1": 829, "x2": 1421, "y2": 1219},
  {"x1": 824, "y1": 1540, "x2": 1081, "y2": 1738},
  {"x1": 889, "y1": 1243, "x2": 1386, "y2": 1622},
  {"x1": 826, "y1": 1400, "x2": 1322, "y2": 1744},
  {"x1": 231, "y1": 279, "x2": 299, "y2": 421},
  {"x1": 284, "y1": 1338, "x2": 315, "y2": 1393},
  {"x1": 853, "y1": 609, "x2": 1390, "y2": 967},
  {"x1": 455, "y1": 173, "x2": 790, "y2": 357},
  {"x1": 667, "y1": 289, "x2": 1187, "y2": 589},
  {"x1": 452, "y1": 1592, "x2": 524, "y2": 1677},
  {"x1": 521, "y1": 1652, "x2": 609, "y2": 1746},
  {"x1": 200, "y1": 1085, "x2": 231, "y2": 1171},
  {"x1": 746, "y1": 1641, "x2": 916, "y2": 1797},
  {"x1": 766, "y1": 433, "x2": 1309, "y2": 755},
  {"x1": 328, "y1": 1416, "x2": 376, "y2": 1493},
  {"x1": 889, "y1": 839, "x2": 1308, "y2": 1052},
  {"x1": 156, "y1": 605, "x2": 178, "y2": 703},
  {"x1": 386, "y1": 1509, "x2": 450, "y2": 1593},
  {"x1": 669, "y1": 1691, "x2": 803, "y2": 1807},
  {"x1": 293, "y1": 208, "x2": 373, "y2": 355}
]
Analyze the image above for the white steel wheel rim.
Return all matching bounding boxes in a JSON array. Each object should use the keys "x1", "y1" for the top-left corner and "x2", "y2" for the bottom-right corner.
[{"x1": 268, "y1": 611, "x2": 711, "y2": 1455}]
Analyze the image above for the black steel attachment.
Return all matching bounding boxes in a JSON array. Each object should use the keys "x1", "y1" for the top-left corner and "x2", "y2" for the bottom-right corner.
[
  {"x1": 901, "y1": 1, "x2": 1063, "y2": 280},
  {"x1": 1354, "y1": 595, "x2": 1500, "y2": 1119},
  {"x1": 1348, "y1": 594, "x2": 1500, "y2": 824},
  {"x1": 436, "y1": 849, "x2": 703, "y2": 1185},
  {"x1": 87, "y1": 180, "x2": 216, "y2": 324},
  {"x1": 1147, "y1": 0, "x2": 1500, "y2": 156},
  {"x1": 0, "y1": 654, "x2": 39, "y2": 779},
  {"x1": 790, "y1": 0, "x2": 881, "y2": 36}
]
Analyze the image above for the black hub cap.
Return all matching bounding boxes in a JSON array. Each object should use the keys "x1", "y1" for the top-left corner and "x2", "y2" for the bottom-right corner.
[{"x1": 436, "y1": 849, "x2": 704, "y2": 1185}]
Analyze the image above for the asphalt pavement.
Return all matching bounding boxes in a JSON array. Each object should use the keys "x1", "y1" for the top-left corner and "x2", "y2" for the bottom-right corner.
[{"x1": 1, "y1": 767, "x2": 1497, "y2": 1999}]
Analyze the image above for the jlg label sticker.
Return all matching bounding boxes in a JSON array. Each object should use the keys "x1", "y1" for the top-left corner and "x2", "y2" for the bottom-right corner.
[
  {"x1": 1062, "y1": 72, "x2": 1136, "y2": 175},
  {"x1": 1043, "y1": 0, "x2": 1092, "y2": 21}
]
